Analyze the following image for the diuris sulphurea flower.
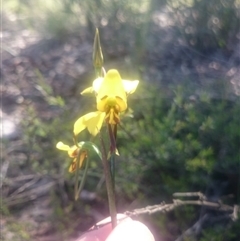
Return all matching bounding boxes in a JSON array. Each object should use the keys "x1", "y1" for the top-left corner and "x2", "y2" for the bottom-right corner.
[
  {"x1": 56, "y1": 140, "x2": 102, "y2": 200},
  {"x1": 74, "y1": 69, "x2": 139, "y2": 136},
  {"x1": 56, "y1": 141, "x2": 87, "y2": 173},
  {"x1": 94, "y1": 69, "x2": 139, "y2": 125}
]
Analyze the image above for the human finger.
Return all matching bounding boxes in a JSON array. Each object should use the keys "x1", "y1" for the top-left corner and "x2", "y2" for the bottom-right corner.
[
  {"x1": 106, "y1": 218, "x2": 155, "y2": 241},
  {"x1": 76, "y1": 214, "x2": 130, "y2": 241}
]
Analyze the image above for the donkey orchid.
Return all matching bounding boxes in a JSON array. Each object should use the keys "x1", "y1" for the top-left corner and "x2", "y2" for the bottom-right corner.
[
  {"x1": 56, "y1": 141, "x2": 87, "y2": 173},
  {"x1": 74, "y1": 69, "x2": 139, "y2": 136}
]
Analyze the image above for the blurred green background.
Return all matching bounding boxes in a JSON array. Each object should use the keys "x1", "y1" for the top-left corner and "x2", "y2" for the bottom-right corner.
[{"x1": 2, "y1": 0, "x2": 240, "y2": 240}]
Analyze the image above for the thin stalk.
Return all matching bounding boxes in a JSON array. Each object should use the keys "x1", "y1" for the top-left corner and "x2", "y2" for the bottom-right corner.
[
  {"x1": 99, "y1": 132, "x2": 117, "y2": 229},
  {"x1": 74, "y1": 150, "x2": 82, "y2": 201},
  {"x1": 107, "y1": 124, "x2": 117, "y2": 190},
  {"x1": 110, "y1": 154, "x2": 115, "y2": 191},
  {"x1": 74, "y1": 153, "x2": 90, "y2": 201},
  {"x1": 107, "y1": 124, "x2": 118, "y2": 157}
]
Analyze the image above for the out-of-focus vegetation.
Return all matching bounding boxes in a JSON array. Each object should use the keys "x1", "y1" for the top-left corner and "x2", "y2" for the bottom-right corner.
[
  {"x1": 2, "y1": 0, "x2": 240, "y2": 240},
  {"x1": 5, "y1": 0, "x2": 240, "y2": 54},
  {"x1": 118, "y1": 82, "x2": 240, "y2": 239}
]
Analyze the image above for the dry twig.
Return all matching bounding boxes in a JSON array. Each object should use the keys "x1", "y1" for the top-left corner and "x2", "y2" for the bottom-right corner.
[{"x1": 124, "y1": 192, "x2": 239, "y2": 221}]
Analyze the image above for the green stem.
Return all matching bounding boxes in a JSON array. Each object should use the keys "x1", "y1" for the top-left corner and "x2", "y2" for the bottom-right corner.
[
  {"x1": 107, "y1": 124, "x2": 117, "y2": 190},
  {"x1": 74, "y1": 150, "x2": 82, "y2": 200},
  {"x1": 99, "y1": 133, "x2": 117, "y2": 229},
  {"x1": 74, "y1": 153, "x2": 90, "y2": 201},
  {"x1": 110, "y1": 154, "x2": 115, "y2": 191}
]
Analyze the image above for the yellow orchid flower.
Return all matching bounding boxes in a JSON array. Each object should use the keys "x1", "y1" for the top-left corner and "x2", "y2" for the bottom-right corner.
[
  {"x1": 81, "y1": 69, "x2": 139, "y2": 126},
  {"x1": 56, "y1": 141, "x2": 87, "y2": 173}
]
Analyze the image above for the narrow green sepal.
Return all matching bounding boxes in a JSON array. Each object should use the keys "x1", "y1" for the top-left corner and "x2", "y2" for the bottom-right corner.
[{"x1": 93, "y1": 28, "x2": 104, "y2": 70}]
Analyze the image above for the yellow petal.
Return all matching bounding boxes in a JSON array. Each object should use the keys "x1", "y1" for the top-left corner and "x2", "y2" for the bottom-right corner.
[
  {"x1": 85, "y1": 111, "x2": 106, "y2": 136},
  {"x1": 81, "y1": 87, "x2": 93, "y2": 95},
  {"x1": 97, "y1": 96, "x2": 107, "y2": 112},
  {"x1": 74, "y1": 113, "x2": 97, "y2": 136},
  {"x1": 74, "y1": 112, "x2": 106, "y2": 136},
  {"x1": 56, "y1": 142, "x2": 70, "y2": 151},
  {"x1": 115, "y1": 96, "x2": 127, "y2": 112},
  {"x1": 122, "y1": 80, "x2": 139, "y2": 95},
  {"x1": 97, "y1": 69, "x2": 126, "y2": 103},
  {"x1": 92, "y1": 77, "x2": 104, "y2": 93},
  {"x1": 74, "y1": 115, "x2": 87, "y2": 136}
]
